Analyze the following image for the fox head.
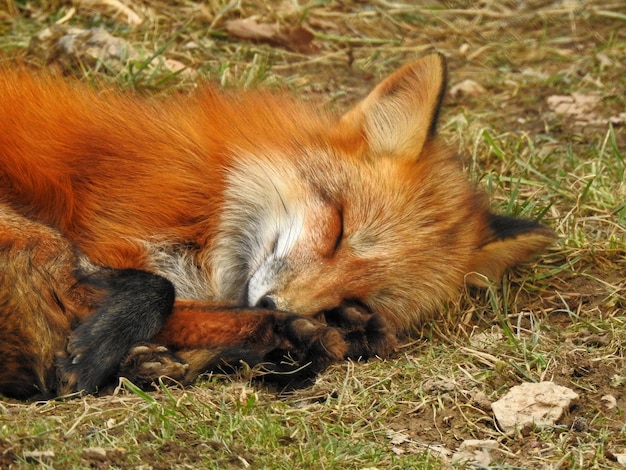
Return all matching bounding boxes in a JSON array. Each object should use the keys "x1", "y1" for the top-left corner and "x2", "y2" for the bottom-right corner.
[{"x1": 211, "y1": 53, "x2": 554, "y2": 332}]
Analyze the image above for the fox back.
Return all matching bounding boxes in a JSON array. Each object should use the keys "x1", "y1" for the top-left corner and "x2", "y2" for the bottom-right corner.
[{"x1": 0, "y1": 54, "x2": 553, "y2": 337}]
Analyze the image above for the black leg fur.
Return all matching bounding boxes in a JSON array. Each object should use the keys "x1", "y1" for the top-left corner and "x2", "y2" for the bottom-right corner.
[{"x1": 59, "y1": 269, "x2": 175, "y2": 394}]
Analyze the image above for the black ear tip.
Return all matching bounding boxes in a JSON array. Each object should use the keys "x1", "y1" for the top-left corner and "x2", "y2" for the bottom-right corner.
[{"x1": 488, "y1": 213, "x2": 555, "y2": 240}]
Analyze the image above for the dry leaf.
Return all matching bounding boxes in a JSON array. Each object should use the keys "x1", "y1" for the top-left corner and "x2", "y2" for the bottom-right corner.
[
  {"x1": 29, "y1": 25, "x2": 138, "y2": 69},
  {"x1": 23, "y1": 450, "x2": 55, "y2": 463},
  {"x1": 545, "y1": 92, "x2": 614, "y2": 125},
  {"x1": 226, "y1": 18, "x2": 278, "y2": 41},
  {"x1": 76, "y1": 0, "x2": 143, "y2": 26},
  {"x1": 163, "y1": 59, "x2": 196, "y2": 79},
  {"x1": 452, "y1": 439, "x2": 498, "y2": 467},
  {"x1": 225, "y1": 18, "x2": 318, "y2": 54},
  {"x1": 546, "y1": 93, "x2": 602, "y2": 120},
  {"x1": 281, "y1": 26, "x2": 317, "y2": 54},
  {"x1": 386, "y1": 430, "x2": 410, "y2": 445}
]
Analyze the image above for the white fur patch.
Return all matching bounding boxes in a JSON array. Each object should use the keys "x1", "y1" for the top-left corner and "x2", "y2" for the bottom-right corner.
[
  {"x1": 210, "y1": 150, "x2": 307, "y2": 305},
  {"x1": 246, "y1": 210, "x2": 304, "y2": 306}
]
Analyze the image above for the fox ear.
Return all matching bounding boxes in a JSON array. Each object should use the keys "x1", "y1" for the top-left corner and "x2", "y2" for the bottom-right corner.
[
  {"x1": 466, "y1": 214, "x2": 555, "y2": 286},
  {"x1": 340, "y1": 53, "x2": 447, "y2": 157}
]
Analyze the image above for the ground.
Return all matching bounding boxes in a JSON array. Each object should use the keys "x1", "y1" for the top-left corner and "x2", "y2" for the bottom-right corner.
[{"x1": 0, "y1": 0, "x2": 625, "y2": 468}]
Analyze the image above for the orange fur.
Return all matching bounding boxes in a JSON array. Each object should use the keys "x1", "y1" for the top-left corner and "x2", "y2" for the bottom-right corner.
[{"x1": 0, "y1": 54, "x2": 554, "y2": 398}]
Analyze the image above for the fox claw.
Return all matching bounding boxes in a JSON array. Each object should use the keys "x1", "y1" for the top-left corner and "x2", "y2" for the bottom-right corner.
[{"x1": 119, "y1": 342, "x2": 189, "y2": 388}]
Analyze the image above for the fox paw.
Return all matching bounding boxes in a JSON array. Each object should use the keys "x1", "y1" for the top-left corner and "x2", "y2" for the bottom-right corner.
[
  {"x1": 118, "y1": 343, "x2": 189, "y2": 388},
  {"x1": 260, "y1": 314, "x2": 348, "y2": 379},
  {"x1": 321, "y1": 303, "x2": 397, "y2": 360}
]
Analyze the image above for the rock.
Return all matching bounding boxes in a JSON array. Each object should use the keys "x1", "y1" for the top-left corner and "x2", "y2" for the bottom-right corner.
[
  {"x1": 601, "y1": 394, "x2": 617, "y2": 410},
  {"x1": 615, "y1": 453, "x2": 626, "y2": 465},
  {"x1": 449, "y1": 79, "x2": 486, "y2": 98},
  {"x1": 491, "y1": 381, "x2": 578, "y2": 435},
  {"x1": 423, "y1": 378, "x2": 456, "y2": 394},
  {"x1": 82, "y1": 447, "x2": 108, "y2": 461}
]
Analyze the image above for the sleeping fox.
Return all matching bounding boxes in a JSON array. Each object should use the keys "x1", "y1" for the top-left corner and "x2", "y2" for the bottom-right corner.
[{"x1": 0, "y1": 53, "x2": 554, "y2": 399}]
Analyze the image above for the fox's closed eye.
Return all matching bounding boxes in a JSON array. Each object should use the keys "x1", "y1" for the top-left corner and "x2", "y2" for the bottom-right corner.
[
  {"x1": 332, "y1": 209, "x2": 344, "y2": 255},
  {"x1": 314, "y1": 207, "x2": 344, "y2": 258}
]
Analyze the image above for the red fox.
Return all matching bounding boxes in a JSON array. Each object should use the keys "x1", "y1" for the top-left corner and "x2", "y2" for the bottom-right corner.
[{"x1": 0, "y1": 54, "x2": 554, "y2": 399}]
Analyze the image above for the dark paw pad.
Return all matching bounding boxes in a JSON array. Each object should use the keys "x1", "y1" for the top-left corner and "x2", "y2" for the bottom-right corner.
[
  {"x1": 261, "y1": 315, "x2": 348, "y2": 380},
  {"x1": 118, "y1": 343, "x2": 189, "y2": 388},
  {"x1": 322, "y1": 303, "x2": 397, "y2": 360}
]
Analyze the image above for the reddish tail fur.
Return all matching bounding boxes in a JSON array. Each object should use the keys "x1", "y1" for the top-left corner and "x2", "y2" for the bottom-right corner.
[{"x1": 0, "y1": 54, "x2": 554, "y2": 398}]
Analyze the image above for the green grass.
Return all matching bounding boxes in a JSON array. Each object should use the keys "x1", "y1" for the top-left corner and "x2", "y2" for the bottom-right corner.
[{"x1": 1, "y1": 0, "x2": 625, "y2": 468}]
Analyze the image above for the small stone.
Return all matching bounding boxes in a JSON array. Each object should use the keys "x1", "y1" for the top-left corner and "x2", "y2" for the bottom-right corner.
[
  {"x1": 449, "y1": 79, "x2": 486, "y2": 98},
  {"x1": 601, "y1": 394, "x2": 617, "y2": 410},
  {"x1": 82, "y1": 447, "x2": 108, "y2": 461}
]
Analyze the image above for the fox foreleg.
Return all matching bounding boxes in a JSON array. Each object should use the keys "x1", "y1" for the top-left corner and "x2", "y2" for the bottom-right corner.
[
  {"x1": 116, "y1": 301, "x2": 349, "y2": 388},
  {"x1": 57, "y1": 269, "x2": 175, "y2": 395},
  {"x1": 117, "y1": 298, "x2": 398, "y2": 389}
]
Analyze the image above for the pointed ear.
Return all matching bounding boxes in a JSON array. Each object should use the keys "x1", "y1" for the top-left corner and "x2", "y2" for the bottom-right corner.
[
  {"x1": 466, "y1": 214, "x2": 555, "y2": 286},
  {"x1": 340, "y1": 53, "x2": 447, "y2": 158}
]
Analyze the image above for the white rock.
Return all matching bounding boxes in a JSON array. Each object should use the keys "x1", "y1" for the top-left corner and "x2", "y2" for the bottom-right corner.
[
  {"x1": 601, "y1": 394, "x2": 617, "y2": 410},
  {"x1": 449, "y1": 79, "x2": 486, "y2": 98},
  {"x1": 491, "y1": 381, "x2": 578, "y2": 434}
]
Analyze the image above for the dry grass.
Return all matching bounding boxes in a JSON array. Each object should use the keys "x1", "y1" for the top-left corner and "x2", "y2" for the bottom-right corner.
[{"x1": 1, "y1": 0, "x2": 625, "y2": 468}]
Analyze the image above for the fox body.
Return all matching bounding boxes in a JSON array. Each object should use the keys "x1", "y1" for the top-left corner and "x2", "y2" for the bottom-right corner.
[{"x1": 0, "y1": 54, "x2": 553, "y2": 398}]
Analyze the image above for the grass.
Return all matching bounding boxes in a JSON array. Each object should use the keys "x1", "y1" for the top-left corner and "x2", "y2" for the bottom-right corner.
[{"x1": 1, "y1": 0, "x2": 625, "y2": 468}]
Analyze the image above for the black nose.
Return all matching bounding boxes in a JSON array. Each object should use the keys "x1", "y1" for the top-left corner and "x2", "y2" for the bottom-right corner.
[{"x1": 256, "y1": 295, "x2": 277, "y2": 310}]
